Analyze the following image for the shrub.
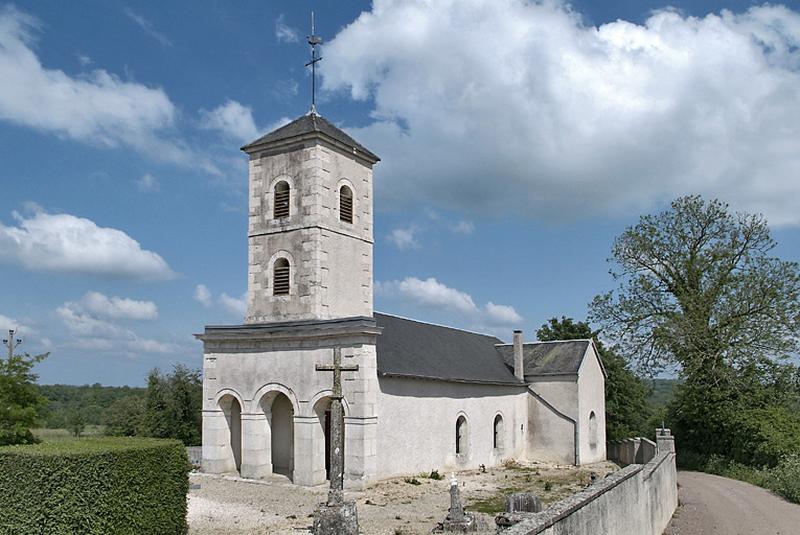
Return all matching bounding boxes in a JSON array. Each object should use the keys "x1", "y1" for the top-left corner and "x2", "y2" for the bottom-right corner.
[
  {"x1": 0, "y1": 437, "x2": 189, "y2": 534},
  {"x1": 768, "y1": 454, "x2": 800, "y2": 503}
]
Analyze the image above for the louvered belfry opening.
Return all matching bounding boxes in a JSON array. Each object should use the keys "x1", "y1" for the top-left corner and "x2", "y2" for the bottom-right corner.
[
  {"x1": 339, "y1": 185, "x2": 353, "y2": 223},
  {"x1": 274, "y1": 181, "x2": 290, "y2": 219},
  {"x1": 273, "y1": 258, "x2": 290, "y2": 295}
]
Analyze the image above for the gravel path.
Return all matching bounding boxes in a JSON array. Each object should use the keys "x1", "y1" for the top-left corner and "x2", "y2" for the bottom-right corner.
[
  {"x1": 664, "y1": 471, "x2": 800, "y2": 535},
  {"x1": 188, "y1": 462, "x2": 615, "y2": 535}
]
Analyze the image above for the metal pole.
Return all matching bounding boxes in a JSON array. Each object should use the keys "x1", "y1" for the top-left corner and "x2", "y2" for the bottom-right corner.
[{"x1": 7, "y1": 329, "x2": 13, "y2": 363}]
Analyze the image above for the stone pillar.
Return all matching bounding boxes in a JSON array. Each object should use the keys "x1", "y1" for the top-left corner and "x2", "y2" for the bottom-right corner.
[
  {"x1": 656, "y1": 428, "x2": 675, "y2": 454},
  {"x1": 202, "y1": 409, "x2": 235, "y2": 474},
  {"x1": 293, "y1": 415, "x2": 327, "y2": 486},
  {"x1": 344, "y1": 417, "x2": 378, "y2": 489},
  {"x1": 240, "y1": 411, "x2": 271, "y2": 479}
]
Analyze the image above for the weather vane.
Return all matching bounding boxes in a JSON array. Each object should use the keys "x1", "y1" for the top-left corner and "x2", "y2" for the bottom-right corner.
[{"x1": 306, "y1": 11, "x2": 323, "y2": 115}]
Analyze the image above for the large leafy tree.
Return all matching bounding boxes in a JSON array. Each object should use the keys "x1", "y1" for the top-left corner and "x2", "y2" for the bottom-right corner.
[
  {"x1": 537, "y1": 316, "x2": 651, "y2": 440},
  {"x1": 590, "y1": 196, "x2": 800, "y2": 378},
  {"x1": 0, "y1": 351, "x2": 48, "y2": 446},
  {"x1": 590, "y1": 196, "x2": 800, "y2": 461}
]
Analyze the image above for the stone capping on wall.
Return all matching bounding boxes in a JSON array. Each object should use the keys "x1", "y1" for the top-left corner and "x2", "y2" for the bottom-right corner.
[
  {"x1": 498, "y1": 430, "x2": 677, "y2": 535},
  {"x1": 607, "y1": 436, "x2": 657, "y2": 466},
  {"x1": 500, "y1": 450, "x2": 675, "y2": 535}
]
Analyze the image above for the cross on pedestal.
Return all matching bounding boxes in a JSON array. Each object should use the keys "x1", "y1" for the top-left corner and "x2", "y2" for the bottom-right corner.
[{"x1": 316, "y1": 347, "x2": 358, "y2": 505}]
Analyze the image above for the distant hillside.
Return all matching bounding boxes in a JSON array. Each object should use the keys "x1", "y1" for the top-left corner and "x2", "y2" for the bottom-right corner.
[
  {"x1": 38, "y1": 383, "x2": 145, "y2": 428},
  {"x1": 646, "y1": 378, "x2": 680, "y2": 407}
]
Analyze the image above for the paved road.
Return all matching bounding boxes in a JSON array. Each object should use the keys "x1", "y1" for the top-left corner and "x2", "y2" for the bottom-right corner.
[{"x1": 664, "y1": 471, "x2": 800, "y2": 535}]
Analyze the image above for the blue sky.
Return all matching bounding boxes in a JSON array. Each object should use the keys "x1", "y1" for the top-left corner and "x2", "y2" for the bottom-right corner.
[{"x1": 0, "y1": 0, "x2": 798, "y2": 385}]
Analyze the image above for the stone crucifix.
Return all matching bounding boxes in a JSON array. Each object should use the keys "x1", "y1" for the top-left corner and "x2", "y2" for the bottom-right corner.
[{"x1": 315, "y1": 347, "x2": 359, "y2": 506}]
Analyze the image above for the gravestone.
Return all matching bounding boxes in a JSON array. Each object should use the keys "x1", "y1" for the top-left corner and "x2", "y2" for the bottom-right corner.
[
  {"x1": 434, "y1": 475, "x2": 479, "y2": 532},
  {"x1": 312, "y1": 348, "x2": 359, "y2": 535},
  {"x1": 506, "y1": 492, "x2": 542, "y2": 513}
]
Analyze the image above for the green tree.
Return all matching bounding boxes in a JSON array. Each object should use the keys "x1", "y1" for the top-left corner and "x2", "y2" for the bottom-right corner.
[
  {"x1": 165, "y1": 364, "x2": 202, "y2": 446},
  {"x1": 138, "y1": 365, "x2": 202, "y2": 445},
  {"x1": 0, "y1": 352, "x2": 48, "y2": 445},
  {"x1": 67, "y1": 409, "x2": 86, "y2": 438},
  {"x1": 139, "y1": 369, "x2": 171, "y2": 438},
  {"x1": 590, "y1": 196, "x2": 800, "y2": 377},
  {"x1": 537, "y1": 316, "x2": 652, "y2": 440},
  {"x1": 104, "y1": 395, "x2": 145, "y2": 437},
  {"x1": 590, "y1": 196, "x2": 800, "y2": 462}
]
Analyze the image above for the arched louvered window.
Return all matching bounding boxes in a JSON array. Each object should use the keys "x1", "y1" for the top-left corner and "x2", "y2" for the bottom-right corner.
[
  {"x1": 339, "y1": 185, "x2": 353, "y2": 223},
  {"x1": 274, "y1": 181, "x2": 290, "y2": 219},
  {"x1": 273, "y1": 258, "x2": 290, "y2": 295},
  {"x1": 589, "y1": 411, "x2": 598, "y2": 449}
]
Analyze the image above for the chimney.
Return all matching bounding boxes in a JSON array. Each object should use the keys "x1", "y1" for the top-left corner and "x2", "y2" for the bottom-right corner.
[{"x1": 513, "y1": 330, "x2": 524, "y2": 381}]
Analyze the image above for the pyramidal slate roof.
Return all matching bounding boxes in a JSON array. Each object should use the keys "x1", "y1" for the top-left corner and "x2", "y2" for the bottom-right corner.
[
  {"x1": 240, "y1": 112, "x2": 380, "y2": 163},
  {"x1": 374, "y1": 313, "x2": 523, "y2": 386},
  {"x1": 495, "y1": 340, "x2": 594, "y2": 377}
]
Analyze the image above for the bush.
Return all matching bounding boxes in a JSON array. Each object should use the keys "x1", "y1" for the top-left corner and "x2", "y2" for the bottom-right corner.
[{"x1": 0, "y1": 437, "x2": 189, "y2": 534}]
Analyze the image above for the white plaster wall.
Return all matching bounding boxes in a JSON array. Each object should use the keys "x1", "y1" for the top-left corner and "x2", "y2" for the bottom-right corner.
[
  {"x1": 375, "y1": 377, "x2": 528, "y2": 478},
  {"x1": 526, "y1": 391, "x2": 576, "y2": 465},
  {"x1": 245, "y1": 142, "x2": 374, "y2": 323},
  {"x1": 202, "y1": 341, "x2": 379, "y2": 487},
  {"x1": 577, "y1": 346, "x2": 607, "y2": 464}
]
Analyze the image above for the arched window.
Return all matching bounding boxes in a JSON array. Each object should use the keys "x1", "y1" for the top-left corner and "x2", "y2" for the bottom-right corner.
[
  {"x1": 493, "y1": 414, "x2": 504, "y2": 451},
  {"x1": 455, "y1": 415, "x2": 468, "y2": 456},
  {"x1": 589, "y1": 411, "x2": 598, "y2": 449},
  {"x1": 339, "y1": 185, "x2": 353, "y2": 223},
  {"x1": 273, "y1": 258, "x2": 290, "y2": 295},
  {"x1": 274, "y1": 181, "x2": 290, "y2": 219}
]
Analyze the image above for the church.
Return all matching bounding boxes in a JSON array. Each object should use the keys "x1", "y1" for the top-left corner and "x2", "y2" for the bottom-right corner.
[{"x1": 197, "y1": 111, "x2": 607, "y2": 488}]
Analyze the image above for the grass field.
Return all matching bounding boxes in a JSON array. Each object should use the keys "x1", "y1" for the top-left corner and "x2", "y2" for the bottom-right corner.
[{"x1": 32, "y1": 425, "x2": 106, "y2": 442}]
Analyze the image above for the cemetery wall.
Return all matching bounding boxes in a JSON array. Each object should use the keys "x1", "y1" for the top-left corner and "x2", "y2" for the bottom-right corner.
[{"x1": 501, "y1": 431, "x2": 677, "y2": 535}]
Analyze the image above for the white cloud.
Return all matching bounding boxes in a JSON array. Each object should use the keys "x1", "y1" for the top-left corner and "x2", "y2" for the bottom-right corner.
[
  {"x1": 378, "y1": 276, "x2": 523, "y2": 331},
  {"x1": 76, "y1": 291, "x2": 158, "y2": 321},
  {"x1": 194, "y1": 284, "x2": 212, "y2": 307},
  {"x1": 199, "y1": 99, "x2": 260, "y2": 143},
  {"x1": 194, "y1": 284, "x2": 245, "y2": 317},
  {"x1": 56, "y1": 300, "x2": 175, "y2": 355},
  {"x1": 451, "y1": 220, "x2": 474, "y2": 235},
  {"x1": 219, "y1": 292, "x2": 246, "y2": 317},
  {"x1": 388, "y1": 226, "x2": 419, "y2": 250},
  {"x1": 124, "y1": 8, "x2": 173, "y2": 47},
  {"x1": 275, "y1": 14, "x2": 299, "y2": 43},
  {"x1": 0, "y1": 6, "x2": 216, "y2": 173},
  {"x1": 136, "y1": 173, "x2": 159, "y2": 192},
  {"x1": 76, "y1": 53, "x2": 92, "y2": 66},
  {"x1": 0, "y1": 207, "x2": 176, "y2": 280},
  {"x1": 323, "y1": 1, "x2": 800, "y2": 225},
  {"x1": 380, "y1": 277, "x2": 477, "y2": 313},
  {"x1": 484, "y1": 302, "x2": 523, "y2": 325},
  {"x1": 0, "y1": 313, "x2": 33, "y2": 336}
]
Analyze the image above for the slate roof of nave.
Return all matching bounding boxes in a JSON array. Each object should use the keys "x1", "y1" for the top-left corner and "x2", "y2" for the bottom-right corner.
[
  {"x1": 374, "y1": 313, "x2": 524, "y2": 386},
  {"x1": 495, "y1": 340, "x2": 593, "y2": 377},
  {"x1": 240, "y1": 112, "x2": 380, "y2": 162}
]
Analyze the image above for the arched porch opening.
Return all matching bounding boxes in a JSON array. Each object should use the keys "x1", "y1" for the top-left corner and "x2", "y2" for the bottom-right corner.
[
  {"x1": 218, "y1": 394, "x2": 242, "y2": 474},
  {"x1": 268, "y1": 393, "x2": 295, "y2": 479},
  {"x1": 313, "y1": 396, "x2": 336, "y2": 481}
]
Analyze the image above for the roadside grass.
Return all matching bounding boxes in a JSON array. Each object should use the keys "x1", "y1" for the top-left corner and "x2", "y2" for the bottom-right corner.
[{"x1": 32, "y1": 425, "x2": 106, "y2": 442}]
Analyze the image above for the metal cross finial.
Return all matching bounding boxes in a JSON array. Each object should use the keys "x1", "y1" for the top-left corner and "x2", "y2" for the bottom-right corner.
[{"x1": 305, "y1": 11, "x2": 323, "y2": 115}]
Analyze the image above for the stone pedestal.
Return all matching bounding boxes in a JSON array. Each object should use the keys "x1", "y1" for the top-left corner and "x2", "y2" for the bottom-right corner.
[{"x1": 312, "y1": 500, "x2": 359, "y2": 535}]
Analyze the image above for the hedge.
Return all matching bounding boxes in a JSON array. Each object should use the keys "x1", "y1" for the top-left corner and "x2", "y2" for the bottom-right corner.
[{"x1": 0, "y1": 437, "x2": 189, "y2": 535}]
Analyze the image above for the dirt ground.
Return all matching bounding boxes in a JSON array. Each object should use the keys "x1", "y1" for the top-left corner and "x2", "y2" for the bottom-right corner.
[{"x1": 188, "y1": 460, "x2": 618, "y2": 535}]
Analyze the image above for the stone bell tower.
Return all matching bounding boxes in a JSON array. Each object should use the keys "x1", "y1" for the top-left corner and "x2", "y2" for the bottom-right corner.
[{"x1": 241, "y1": 112, "x2": 380, "y2": 323}]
